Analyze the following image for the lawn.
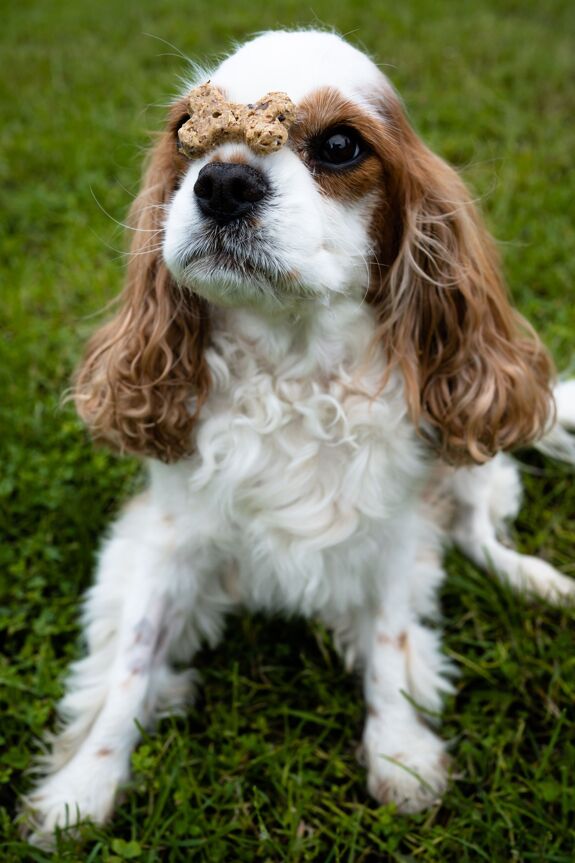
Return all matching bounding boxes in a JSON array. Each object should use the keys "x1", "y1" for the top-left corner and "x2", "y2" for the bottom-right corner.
[{"x1": 1, "y1": 0, "x2": 575, "y2": 860}]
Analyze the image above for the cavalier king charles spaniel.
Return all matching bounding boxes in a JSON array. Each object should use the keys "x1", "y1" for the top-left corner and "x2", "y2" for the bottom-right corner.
[{"x1": 25, "y1": 29, "x2": 575, "y2": 843}]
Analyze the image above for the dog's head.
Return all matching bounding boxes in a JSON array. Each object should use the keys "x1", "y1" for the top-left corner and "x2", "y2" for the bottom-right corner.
[
  {"x1": 75, "y1": 30, "x2": 553, "y2": 463},
  {"x1": 163, "y1": 33, "x2": 395, "y2": 311}
]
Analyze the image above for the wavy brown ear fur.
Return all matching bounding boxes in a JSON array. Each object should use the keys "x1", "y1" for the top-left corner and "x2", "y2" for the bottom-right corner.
[
  {"x1": 74, "y1": 100, "x2": 210, "y2": 462},
  {"x1": 371, "y1": 94, "x2": 554, "y2": 465}
]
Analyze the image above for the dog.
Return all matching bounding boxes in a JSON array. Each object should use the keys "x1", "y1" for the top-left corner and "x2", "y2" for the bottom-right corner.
[{"x1": 24, "y1": 29, "x2": 575, "y2": 843}]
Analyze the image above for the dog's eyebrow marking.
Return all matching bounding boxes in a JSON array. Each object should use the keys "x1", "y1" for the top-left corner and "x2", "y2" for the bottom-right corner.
[{"x1": 177, "y1": 82, "x2": 297, "y2": 157}]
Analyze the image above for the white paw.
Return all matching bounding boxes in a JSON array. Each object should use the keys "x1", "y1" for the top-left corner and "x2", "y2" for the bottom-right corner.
[
  {"x1": 24, "y1": 751, "x2": 127, "y2": 847},
  {"x1": 364, "y1": 720, "x2": 450, "y2": 814},
  {"x1": 518, "y1": 556, "x2": 575, "y2": 604}
]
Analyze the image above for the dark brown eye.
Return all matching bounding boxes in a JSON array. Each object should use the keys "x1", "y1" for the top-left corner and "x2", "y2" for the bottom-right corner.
[{"x1": 312, "y1": 126, "x2": 367, "y2": 169}]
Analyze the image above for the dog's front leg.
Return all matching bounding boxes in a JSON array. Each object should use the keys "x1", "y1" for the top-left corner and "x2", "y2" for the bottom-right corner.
[
  {"x1": 24, "y1": 492, "x2": 230, "y2": 846},
  {"x1": 360, "y1": 518, "x2": 453, "y2": 813}
]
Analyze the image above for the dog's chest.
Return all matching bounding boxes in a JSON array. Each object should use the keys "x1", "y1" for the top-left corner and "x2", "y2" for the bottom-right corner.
[{"x1": 191, "y1": 333, "x2": 422, "y2": 543}]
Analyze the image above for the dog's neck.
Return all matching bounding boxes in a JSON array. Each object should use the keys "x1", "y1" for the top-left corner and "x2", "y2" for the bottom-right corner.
[{"x1": 210, "y1": 296, "x2": 380, "y2": 383}]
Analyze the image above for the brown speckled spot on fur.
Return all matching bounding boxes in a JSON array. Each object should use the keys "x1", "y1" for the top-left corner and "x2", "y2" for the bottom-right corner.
[
  {"x1": 376, "y1": 630, "x2": 407, "y2": 650},
  {"x1": 96, "y1": 747, "x2": 113, "y2": 757},
  {"x1": 390, "y1": 752, "x2": 405, "y2": 762}
]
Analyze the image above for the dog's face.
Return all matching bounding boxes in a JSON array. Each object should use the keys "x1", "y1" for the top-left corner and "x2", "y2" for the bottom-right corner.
[
  {"x1": 163, "y1": 32, "x2": 391, "y2": 311},
  {"x1": 74, "y1": 30, "x2": 553, "y2": 466}
]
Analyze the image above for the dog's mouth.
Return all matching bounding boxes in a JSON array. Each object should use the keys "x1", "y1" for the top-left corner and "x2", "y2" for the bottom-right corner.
[{"x1": 173, "y1": 221, "x2": 304, "y2": 303}]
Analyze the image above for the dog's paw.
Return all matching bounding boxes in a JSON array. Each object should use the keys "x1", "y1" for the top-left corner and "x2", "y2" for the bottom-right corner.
[
  {"x1": 516, "y1": 556, "x2": 575, "y2": 604},
  {"x1": 364, "y1": 720, "x2": 450, "y2": 814},
  {"x1": 23, "y1": 753, "x2": 126, "y2": 847}
]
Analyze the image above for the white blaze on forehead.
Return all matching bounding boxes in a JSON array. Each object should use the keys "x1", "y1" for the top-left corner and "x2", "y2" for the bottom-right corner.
[{"x1": 209, "y1": 30, "x2": 390, "y2": 108}]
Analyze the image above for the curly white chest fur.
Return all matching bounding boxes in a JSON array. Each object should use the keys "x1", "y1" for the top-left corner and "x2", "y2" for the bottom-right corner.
[{"x1": 150, "y1": 303, "x2": 429, "y2": 617}]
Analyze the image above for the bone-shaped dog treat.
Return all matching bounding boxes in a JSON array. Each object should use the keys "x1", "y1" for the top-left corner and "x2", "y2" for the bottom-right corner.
[{"x1": 177, "y1": 82, "x2": 297, "y2": 158}]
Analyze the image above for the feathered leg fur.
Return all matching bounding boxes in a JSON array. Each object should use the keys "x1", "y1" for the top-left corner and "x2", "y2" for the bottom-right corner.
[
  {"x1": 24, "y1": 494, "x2": 233, "y2": 846},
  {"x1": 449, "y1": 382, "x2": 575, "y2": 602}
]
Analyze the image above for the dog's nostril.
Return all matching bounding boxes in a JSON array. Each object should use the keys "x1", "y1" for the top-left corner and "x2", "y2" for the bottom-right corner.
[
  {"x1": 194, "y1": 174, "x2": 214, "y2": 201},
  {"x1": 194, "y1": 162, "x2": 269, "y2": 223},
  {"x1": 230, "y1": 176, "x2": 262, "y2": 204},
  {"x1": 232, "y1": 174, "x2": 267, "y2": 204},
  {"x1": 230, "y1": 177, "x2": 247, "y2": 202}
]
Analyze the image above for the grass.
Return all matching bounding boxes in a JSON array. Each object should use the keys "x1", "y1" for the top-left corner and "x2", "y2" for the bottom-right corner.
[{"x1": 1, "y1": 0, "x2": 575, "y2": 859}]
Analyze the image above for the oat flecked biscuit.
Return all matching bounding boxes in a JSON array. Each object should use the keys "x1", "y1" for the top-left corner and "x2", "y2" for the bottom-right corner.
[{"x1": 177, "y1": 82, "x2": 297, "y2": 158}]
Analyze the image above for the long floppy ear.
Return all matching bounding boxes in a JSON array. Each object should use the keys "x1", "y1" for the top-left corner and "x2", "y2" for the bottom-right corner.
[
  {"x1": 74, "y1": 99, "x2": 211, "y2": 462},
  {"x1": 371, "y1": 96, "x2": 554, "y2": 465}
]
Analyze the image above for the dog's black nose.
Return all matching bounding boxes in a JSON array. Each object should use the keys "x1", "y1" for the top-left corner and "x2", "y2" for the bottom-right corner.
[{"x1": 194, "y1": 162, "x2": 269, "y2": 223}]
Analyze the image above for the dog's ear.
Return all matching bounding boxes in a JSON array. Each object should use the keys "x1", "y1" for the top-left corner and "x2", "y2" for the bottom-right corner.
[
  {"x1": 74, "y1": 100, "x2": 211, "y2": 462},
  {"x1": 369, "y1": 94, "x2": 554, "y2": 465}
]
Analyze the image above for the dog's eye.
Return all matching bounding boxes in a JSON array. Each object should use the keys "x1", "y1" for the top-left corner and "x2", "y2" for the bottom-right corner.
[{"x1": 312, "y1": 126, "x2": 367, "y2": 169}]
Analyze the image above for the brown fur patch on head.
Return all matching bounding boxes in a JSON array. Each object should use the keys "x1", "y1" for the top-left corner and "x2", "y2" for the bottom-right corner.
[
  {"x1": 290, "y1": 87, "x2": 402, "y2": 281},
  {"x1": 291, "y1": 87, "x2": 387, "y2": 203},
  {"x1": 73, "y1": 98, "x2": 211, "y2": 462}
]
